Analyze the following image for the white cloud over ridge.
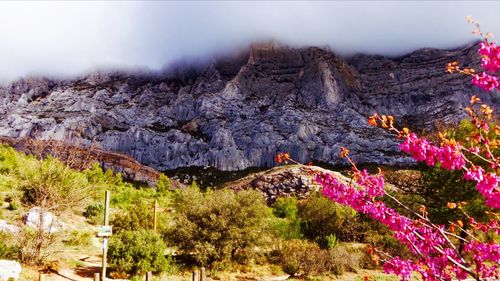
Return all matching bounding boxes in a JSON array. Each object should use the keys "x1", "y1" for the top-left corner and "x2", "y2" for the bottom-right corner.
[{"x1": 0, "y1": 1, "x2": 499, "y2": 82}]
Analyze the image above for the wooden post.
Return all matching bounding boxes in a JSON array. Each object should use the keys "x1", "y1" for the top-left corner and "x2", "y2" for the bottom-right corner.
[
  {"x1": 153, "y1": 199, "x2": 158, "y2": 231},
  {"x1": 200, "y1": 267, "x2": 206, "y2": 281},
  {"x1": 38, "y1": 272, "x2": 44, "y2": 281},
  {"x1": 192, "y1": 270, "x2": 199, "y2": 281},
  {"x1": 94, "y1": 273, "x2": 100, "y2": 281},
  {"x1": 146, "y1": 271, "x2": 152, "y2": 281},
  {"x1": 102, "y1": 190, "x2": 111, "y2": 281}
]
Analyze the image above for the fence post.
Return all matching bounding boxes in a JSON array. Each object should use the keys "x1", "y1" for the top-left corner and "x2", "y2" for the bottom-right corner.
[
  {"x1": 200, "y1": 267, "x2": 206, "y2": 281},
  {"x1": 146, "y1": 271, "x2": 152, "y2": 281},
  {"x1": 102, "y1": 190, "x2": 111, "y2": 281},
  {"x1": 192, "y1": 270, "x2": 199, "y2": 281},
  {"x1": 94, "y1": 273, "x2": 100, "y2": 281}
]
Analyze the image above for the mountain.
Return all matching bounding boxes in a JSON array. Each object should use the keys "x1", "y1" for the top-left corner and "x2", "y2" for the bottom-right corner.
[{"x1": 0, "y1": 42, "x2": 496, "y2": 172}]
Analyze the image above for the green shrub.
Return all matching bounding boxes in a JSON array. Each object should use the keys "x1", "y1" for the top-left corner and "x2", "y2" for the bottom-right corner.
[
  {"x1": 110, "y1": 184, "x2": 156, "y2": 208},
  {"x1": 0, "y1": 145, "x2": 20, "y2": 173},
  {"x1": 167, "y1": 187, "x2": 272, "y2": 267},
  {"x1": 273, "y1": 197, "x2": 299, "y2": 218},
  {"x1": 0, "y1": 232, "x2": 19, "y2": 259},
  {"x1": 7, "y1": 201, "x2": 20, "y2": 211},
  {"x1": 18, "y1": 156, "x2": 91, "y2": 213},
  {"x1": 63, "y1": 230, "x2": 92, "y2": 247},
  {"x1": 155, "y1": 173, "x2": 171, "y2": 195},
  {"x1": 363, "y1": 227, "x2": 411, "y2": 262},
  {"x1": 278, "y1": 239, "x2": 319, "y2": 276},
  {"x1": 84, "y1": 163, "x2": 125, "y2": 187},
  {"x1": 271, "y1": 197, "x2": 303, "y2": 240},
  {"x1": 83, "y1": 202, "x2": 104, "y2": 225},
  {"x1": 110, "y1": 199, "x2": 167, "y2": 234},
  {"x1": 108, "y1": 229, "x2": 171, "y2": 276},
  {"x1": 299, "y1": 192, "x2": 359, "y2": 244},
  {"x1": 271, "y1": 218, "x2": 303, "y2": 240},
  {"x1": 324, "y1": 234, "x2": 339, "y2": 250}
]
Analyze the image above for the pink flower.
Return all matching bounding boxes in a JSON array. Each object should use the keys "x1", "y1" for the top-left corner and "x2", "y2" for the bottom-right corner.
[
  {"x1": 399, "y1": 134, "x2": 439, "y2": 166},
  {"x1": 383, "y1": 257, "x2": 417, "y2": 281},
  {"x1": 438, "y1": 144, "x2": 466, "y2": 170},
  {"x1": 355, "y1": 169, "x2": 385, "y2": 198},
  {"x1": 479, "y1": 42, "x2": 500, "y2": 73},
  {"x1": 464, "y1": 166, "x2": 485, "y2": 182},
  {"x1": 471, "y1": 72, "x2": 499, "y2": 92}
]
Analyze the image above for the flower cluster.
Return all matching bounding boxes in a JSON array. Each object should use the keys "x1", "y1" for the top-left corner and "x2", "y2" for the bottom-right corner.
[
  {"x1": 399, "y1": 132, "x2": 499, "y2": 208},
  {"x1": 479, "y1": 42, "x2": 500, "y2": 73},
  {"x1": 470, "y1": 41, "x2": 500, "y2": 91},
  {"x1": 399, "y1": 133, "x2": 465, "y2": 170},
  {"x1": 317, "y1": 172, "x2": 499, "y2": 281},
  {"x1": 313, "y1": 20, "x2": 500, "y2": 281},
  {"x1": 464, "y1": 241, "x2": 500, "y2": 279},
  {"x1": 382, "y1": 257, "x2": 416, "y2": 281},
  {"x1": 472, "y1": 72, "x2": 499, "y2": 92}
]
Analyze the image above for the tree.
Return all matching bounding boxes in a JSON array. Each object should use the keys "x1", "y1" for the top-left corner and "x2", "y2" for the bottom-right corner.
[
  {"x1": 167, "y1": 187, "x2": 272, "y2": 267},
  {"x1": 108, "y1": 230, "x2": 170, "y2": 277}
]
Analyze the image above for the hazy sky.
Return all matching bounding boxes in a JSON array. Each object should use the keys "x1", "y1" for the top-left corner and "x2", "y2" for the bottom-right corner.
[{"x1": 0, "y1": 1, "x2": 499, "y2": 82}]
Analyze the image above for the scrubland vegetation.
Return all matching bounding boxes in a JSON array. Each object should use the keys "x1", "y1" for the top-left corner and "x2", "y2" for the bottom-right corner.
[
  {"x1": 0, "y1": 135, "x2": 493, "y2": 281},
  {"x1": 0, "y1": 146, "x2": 383, "y2": 279}
]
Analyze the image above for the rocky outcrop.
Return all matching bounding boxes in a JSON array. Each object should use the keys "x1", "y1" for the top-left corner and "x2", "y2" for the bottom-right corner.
[
  {"x1": 226, "y1": 164, "x2": 361, "y2": 203},
  {"x1": 0, "y1": 42, "x2": 496, "y2": 171},
  {"x1": 225, "y1": 164, "x2": 321, "y2": 203}
]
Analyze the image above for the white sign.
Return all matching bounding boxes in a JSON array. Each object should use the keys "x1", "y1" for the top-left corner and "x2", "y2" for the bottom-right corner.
[{"x1": 97, "y1": 225, "x2": 112, "y2": 237}]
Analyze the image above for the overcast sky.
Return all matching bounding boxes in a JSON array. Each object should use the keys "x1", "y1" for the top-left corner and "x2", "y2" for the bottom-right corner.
[{"x1": 0, "y1": 1, "x2": 499, "y2": 82}]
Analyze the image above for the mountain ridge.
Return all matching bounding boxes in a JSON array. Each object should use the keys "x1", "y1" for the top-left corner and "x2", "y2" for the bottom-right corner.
[{"x1": 0, "y1": 42, "x2": 496, "y2": 171}]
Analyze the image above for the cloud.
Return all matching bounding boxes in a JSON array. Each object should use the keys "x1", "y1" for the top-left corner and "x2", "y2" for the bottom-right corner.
[{"x1": 0, "y1": 1, "x2": 499, "y2": 82}]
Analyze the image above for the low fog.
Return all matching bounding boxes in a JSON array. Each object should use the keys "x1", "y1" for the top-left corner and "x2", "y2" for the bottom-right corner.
[{"x1": 0, "y1": 1, "x2": 499, "y2": 82}]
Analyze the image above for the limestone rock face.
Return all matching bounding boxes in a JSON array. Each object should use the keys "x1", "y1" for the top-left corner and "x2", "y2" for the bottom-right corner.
[{"x1": 0, "y1": 42, "x2": 496, "y2": 171}]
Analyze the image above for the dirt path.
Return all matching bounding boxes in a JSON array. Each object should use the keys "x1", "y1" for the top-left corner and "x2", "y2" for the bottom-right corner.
[{"x1": 44, "y1": 255, "x2": 101, "y2": 281}]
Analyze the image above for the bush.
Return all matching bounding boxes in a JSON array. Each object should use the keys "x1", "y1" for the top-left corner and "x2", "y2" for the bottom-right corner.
[
  {"x1": 108, "y1": 229, "x2": 170, "y2": 277},
  {"x1": 273, "y1": 197, "x2": 299, "y2": 218},
  {"x1": 18, "y1": 227, "x2": 58, "y2": 266},
  {"x1": 110, "y1": 199, "x2": 167, "y2": 234},
  {"x1": 328, "y1": 244, "x2": 362, "y2": 275},
  {"x1": 277, "y1": 239, "x2": 362, "y2": 277},
  {"x1": 0, "y1": 232, "x2": 19, "y2": 259},
  {"x1": 155, "y1": 173, "x2": 171, "y2": 195},
  {"x1": 167, "y1": 187, "x2": 272, "y2": 267},
  {"x1": 324, "y1": 234, "x2": 339, "y2": 249},
  {"x1": 0, "y1": 145, "x2": 20, "y2": 173},
  {"x1": 7, "y1": 201, "x2": 19, "y2": 211},
  {"x1": 63, "y1": 230, "x2": 92, "y2": 247},
  {"x1": 83, "y1": 202, "x2": 104, "y2": 225},
  {"x1": 278, "y1": 239, "x2": 320, "y2": 276},
  {"x1": 18, "y1": 156, "x2": 91, "y2": 213},
  {"x1": 272, "y1": 197, "x2": 303, "y2": 239},
  {"x1": 299, "y1": 192, "x2": 359, "y2": 244}
]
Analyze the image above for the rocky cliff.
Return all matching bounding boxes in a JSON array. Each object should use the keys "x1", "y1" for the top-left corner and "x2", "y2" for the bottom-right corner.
[{"x1": 0, "y1": 42, "x2": 496, "y2": 171}]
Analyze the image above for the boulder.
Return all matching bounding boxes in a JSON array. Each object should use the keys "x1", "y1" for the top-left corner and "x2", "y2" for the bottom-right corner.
[
  {"x1": 0, "y1": 220, "x2": 19, "y2": 234},
  {"x1": 23, "y1": 207, "x2": 61, "y2": 233},
  {"x1": 0, "y1": 260, "x2": 21, "y2": 281}
]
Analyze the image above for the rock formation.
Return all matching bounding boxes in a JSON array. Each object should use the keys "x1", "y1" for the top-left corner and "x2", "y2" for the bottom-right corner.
[{"x1": 0, "y1": 42, "x2": 496, "y2": 171}]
